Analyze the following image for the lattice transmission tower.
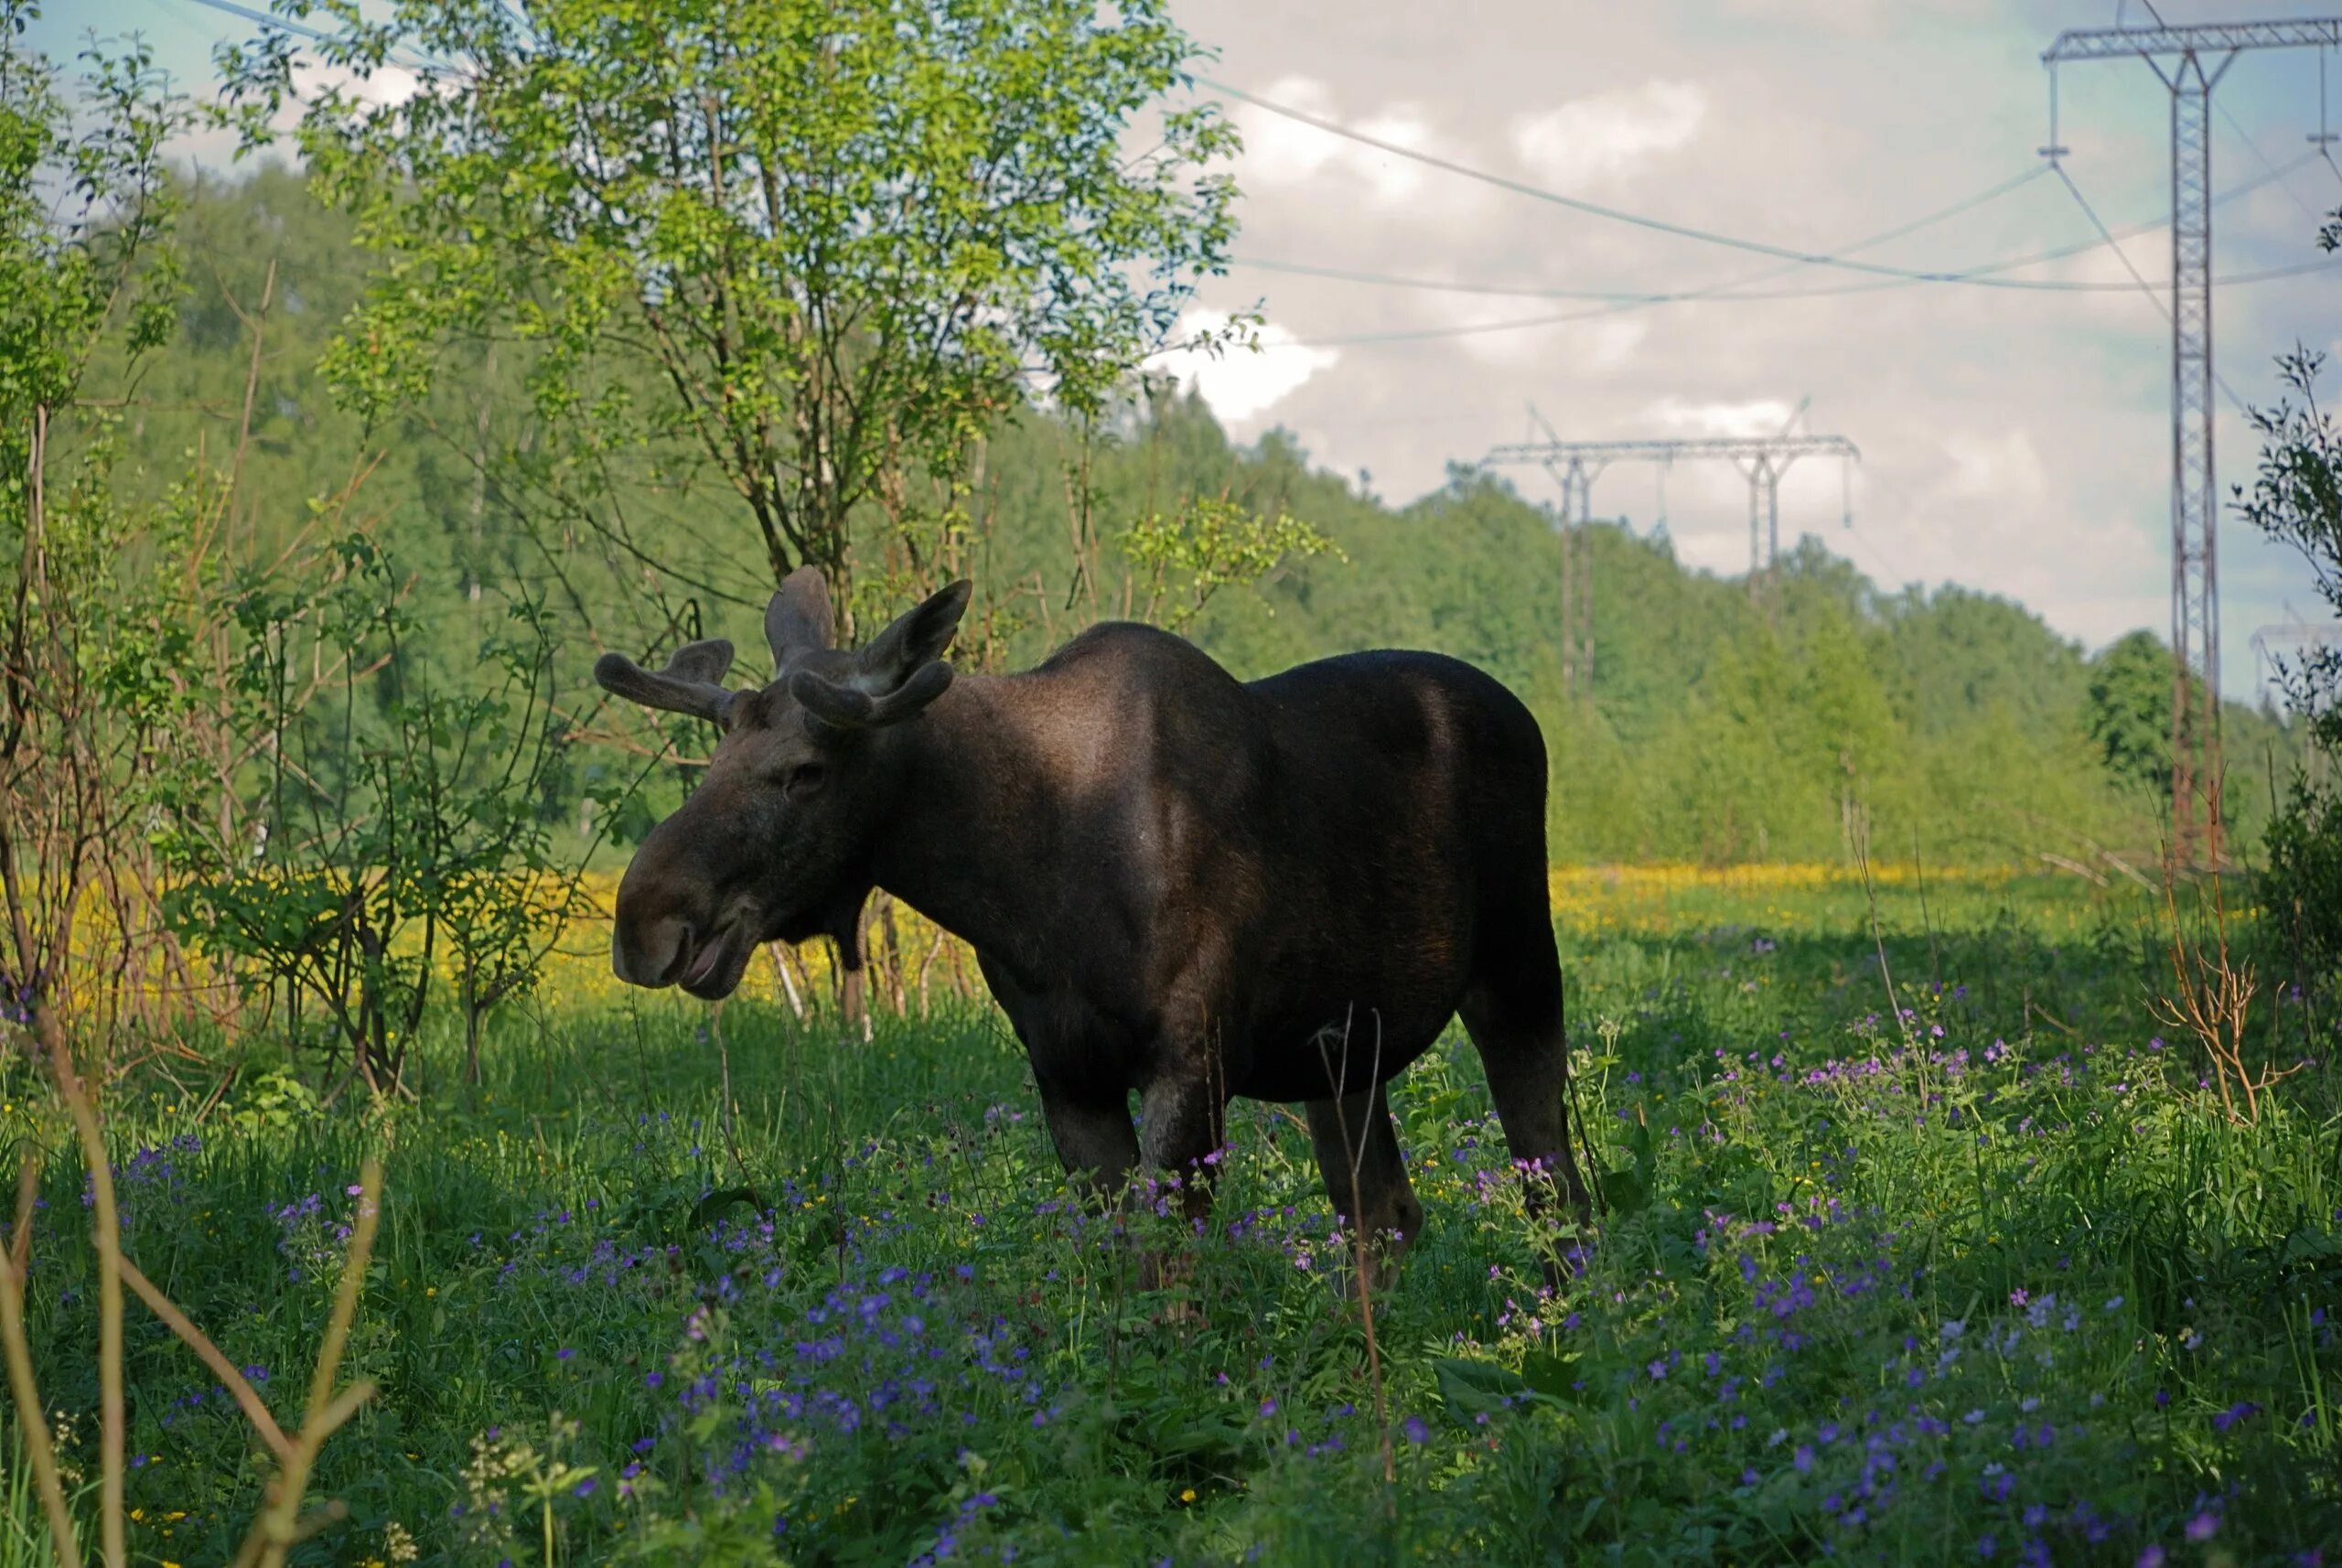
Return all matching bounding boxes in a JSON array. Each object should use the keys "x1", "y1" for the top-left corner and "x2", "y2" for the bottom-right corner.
[
  {"x1": 1485, "y1": 430, "x2": 1861, "y2": 695},
  {"x1": 2042, "y1": 16, "x2": 2342, "y2": 868}
]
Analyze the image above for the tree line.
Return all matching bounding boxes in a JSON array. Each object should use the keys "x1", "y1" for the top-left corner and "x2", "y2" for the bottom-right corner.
[{"x1": 109, "y1": 164, "x2": 2301, "y2": 867}]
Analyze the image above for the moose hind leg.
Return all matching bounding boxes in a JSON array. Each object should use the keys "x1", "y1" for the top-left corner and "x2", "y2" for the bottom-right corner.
[
  {"x1": 1460, "y1": 936, "x2": 1595, "y2": 1250},
  {"x1": 1305, "y1": 1080, "x2": 1425, "y2": 1289}
]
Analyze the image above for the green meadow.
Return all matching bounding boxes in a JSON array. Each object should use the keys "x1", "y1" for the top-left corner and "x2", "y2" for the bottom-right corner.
[{"x1": 5, "y1": 871, "x2": 2334, "y2": 1566}]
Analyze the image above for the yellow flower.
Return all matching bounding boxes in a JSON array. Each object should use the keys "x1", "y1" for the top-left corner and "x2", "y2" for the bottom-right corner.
[{"x1": 1180, "y1": 1488, "x2": 1197, "y2": 1504}]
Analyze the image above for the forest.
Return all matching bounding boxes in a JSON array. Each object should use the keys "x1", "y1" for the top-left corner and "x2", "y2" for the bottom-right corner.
[{"x1": 106, "y1": 166, "x2": 2309, "y2": 874}]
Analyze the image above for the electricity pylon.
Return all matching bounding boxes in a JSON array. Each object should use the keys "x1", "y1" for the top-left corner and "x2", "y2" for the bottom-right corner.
[
  {"x1": 2251, "y1": 621, "x2": 2342, "y2": 698},
  {"x1": 2043, "y1": 16, "x2": 2342, "y2": 868},
  {"x1": 1522, "y1": 404, "x2": 1596, "y2": 694},
  {"x1": 1486, "y1": 431, "x2": 1862, "y2": 689}
]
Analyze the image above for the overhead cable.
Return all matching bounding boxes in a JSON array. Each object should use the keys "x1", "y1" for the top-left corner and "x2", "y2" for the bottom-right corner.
[
  {"x1": 2047, "y1": 158, "x2": 2254, "y2": 417},
  {"x1": 1196, "y1": 73, "x2": 2304, "y2": 290},
  {"x1": 1227, "y1": 152, "x2": 2322, "y2": 302}
]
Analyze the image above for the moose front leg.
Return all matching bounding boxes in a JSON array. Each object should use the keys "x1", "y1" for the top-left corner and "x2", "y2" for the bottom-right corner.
[
  {"x1": 822, "y1": 891, "x2": 874, "y2": 1042},
  {"x1": 1122, "y1": 1070, "x2": 1225, "y2": 1309},
  {"x1": 1035, "y1": 1082, "x2": 1140, "y2": 1206},
  {"x1": 1136, "y1": 1071, "x2": 1226, "y2": 1230}
]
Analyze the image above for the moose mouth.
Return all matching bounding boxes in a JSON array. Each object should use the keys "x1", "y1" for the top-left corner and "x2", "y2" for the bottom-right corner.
[{"x1": 674, "y1": 919, "x2": 749, "y2": 1000}]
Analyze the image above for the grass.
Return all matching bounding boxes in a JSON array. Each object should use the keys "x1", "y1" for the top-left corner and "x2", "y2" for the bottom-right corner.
[{"x1": 0, "y1": 869, "x2": 2337, "y2": 1566}]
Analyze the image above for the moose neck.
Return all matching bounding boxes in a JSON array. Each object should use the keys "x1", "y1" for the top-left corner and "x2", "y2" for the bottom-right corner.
[{"x1": 865, "y1": 675, "x2": 1060, "y2": 970}]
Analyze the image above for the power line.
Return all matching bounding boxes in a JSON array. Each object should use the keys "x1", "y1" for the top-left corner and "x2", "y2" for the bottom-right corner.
[
  {"x1": 1260, "y1": 254, "x2": 2336, "y2": 350},
  {"x1": 1226, "y1": 150, "x2": 2323, "y2": 303},
  {"x1": 2046, "y1": 158, "x2": 2255, "y2": 418},
  {"x1": 171, "y1": 0, "x2": 317, "y2": 39},
  {"x1": 1239, "y1": 251, "x2": 2332, "y2": 318},
  {"x1": 1198, "y1": 72, "x2": 2327, "y2": 292},
  {"x1": 167, "y1": 0, "x2": 457, "y2": 76},
  {"x1": 2216, "y1": 97, "x2": 2330, "y2": 225},
  {"x1": 134, "y1": 0, "x2": 228, "y2": 55},
  {"x1": 1235, "y1": 163, "x2": 2050, "y2": 303}
]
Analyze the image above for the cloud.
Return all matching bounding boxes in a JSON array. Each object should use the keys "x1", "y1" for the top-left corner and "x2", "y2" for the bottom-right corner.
[
  {"x1": 1346, "y1": 107, "x2": 1435, "y2": 205},
  {"x1": 1931, "y1": 430, "x2": 2047, "y2": 504},
  {"x1": 163, "y1": 54, "x2": 423, "y2": 173},
  {"x1": 1716, "y1": 0, "x2": 1991, "y2": 32},
  {"x1": 1231, "y1": 74, "x2": 1347, "y2": 187},
  {"x1": 296, "y1": 59, "x2": 422, "y2": 111},
  {"x1": 1509, "y1": 81, "x2": 1706, "y2": 190},
  {"x1": 1155, "y1": 308, "x2": 1340, "y2": 424},
  {"x1": 1227, "y1": 75, "x2": 1467, "y2": 213},
  {"x1": 1449, "y1": 310, "x2": 1648, "y2": 370},
  {"x1": 1647, "y1": 396, "x2": 1801, "y2": 437}
]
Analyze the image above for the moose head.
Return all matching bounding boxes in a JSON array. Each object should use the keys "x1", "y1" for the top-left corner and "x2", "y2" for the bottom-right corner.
[{"x1": 593, "y1": 568, "x2": 972, "y2": 999}]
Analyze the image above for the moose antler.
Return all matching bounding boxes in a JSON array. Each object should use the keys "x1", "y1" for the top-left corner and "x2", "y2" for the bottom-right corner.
[{"x1": 593, "y1": 638, "x2": 740, "y2": 725}]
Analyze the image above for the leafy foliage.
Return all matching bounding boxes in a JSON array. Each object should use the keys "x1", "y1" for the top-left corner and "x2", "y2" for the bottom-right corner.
[
  {"x1": 0, "y1": 5, "x2": 220, "y2": 1047},
  {"x1": 2240, "y1": 342, "x2": 2342, "y2": 1005},
  {"x1": 163, "y1": 560, "x2": 608, "y2": 1093},
  {"x1": 2084, "y1": 630, "x2": 2171, "y2": 797},
  {"x1": 222, "y1": 0, "x2": 1248, "y2": 621},
  {"x1": 1122, "y1": 494, "x2": 1341, "y2": 632}
]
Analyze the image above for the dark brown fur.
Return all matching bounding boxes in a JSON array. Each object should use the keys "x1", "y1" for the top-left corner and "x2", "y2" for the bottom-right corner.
[{"x1": 595, "y1": 570, "x2": 1591, "y2": 1273}]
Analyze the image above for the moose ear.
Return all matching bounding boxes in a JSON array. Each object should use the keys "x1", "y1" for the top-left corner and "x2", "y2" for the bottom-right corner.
[
  {"x1": 766, "y1": 566, "x2": 834, "y2": 671},
  {"x1": 786, "y1": 580, "x2": 971, "y2": 731},
  {"x1": 594, "y1": 638, "x2": 740, "y2": 725},
  {"x1": 854, "y1": 580, "x2": 972, "y2": 688},
  {"x1": 790, "y1": 660, "x2": 954, "y2": 731}
]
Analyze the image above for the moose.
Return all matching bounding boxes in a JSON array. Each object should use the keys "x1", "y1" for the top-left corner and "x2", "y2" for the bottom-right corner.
[{"x1": 594, "y1": 569, "x2": 1592, "y2": 1280}]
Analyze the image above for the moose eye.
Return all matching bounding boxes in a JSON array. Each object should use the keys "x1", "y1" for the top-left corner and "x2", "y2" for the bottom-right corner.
[{"x1": 780, "y1": 762, "x2": 826, "y2": 800}]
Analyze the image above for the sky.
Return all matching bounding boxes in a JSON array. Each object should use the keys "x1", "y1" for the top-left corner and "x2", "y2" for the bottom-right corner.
[{"x1": 30, "y1": 0, "x2": 2342, "y2": 700}]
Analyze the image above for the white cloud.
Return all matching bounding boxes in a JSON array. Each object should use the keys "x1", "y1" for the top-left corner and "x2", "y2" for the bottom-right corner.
[
  {"x1": 156, "y1": 57, "x2": 422, "y2": 174},
  {"x1": 1647, "y1": 396, "x2": 1801, "y2": 437},
  {"x1": 1233, "y1": 74, "x2": 1347, "y2": 187},
  {"x1": 1228, "y1": 76, "x2": 1470, "y2": 215},
  {"x1": 1509, "y1": 81, "x2": 1706, "y2": 190},
  {"x1": 300, "y1": 59, "x2": 421, "y2": 111},
  {"x1": 1155, "y1": 308, "x2": 1340, "y2": 424},
  {"x1": 1451, "y1": 310, "x2": 1648, "y2": 370},
  {"x1": 1348, "y1": 107, "x2": 1434, "y2": 205},
  {"x1": 1717, "y1": 0, "x2": 1990, "y2": 32}
]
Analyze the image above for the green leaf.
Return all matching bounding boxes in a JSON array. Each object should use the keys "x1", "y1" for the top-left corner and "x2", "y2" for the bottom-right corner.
[
  {"x1": 1432, "y1": 1357, "x2": 1543, "y2": 1424},
  {"x1": 1602, "y1": 1165, "x2": 1650, "y2": 1219}
]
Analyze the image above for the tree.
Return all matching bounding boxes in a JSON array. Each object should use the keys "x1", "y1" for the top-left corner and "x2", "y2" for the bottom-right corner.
[
  {"x1": 2240, "y1": 332, "x2": 2342, "y2": 1005},
  {"x1": 223, "y1": 0, "x2": 1246, "y2": 631},
  {"x1": 0, "y1": 1, "x2": 202, "y2": 1050},
  {"x1": 165, "y1": 575, "x2": 614, "y2": 1096},
  {"x1": 2086, "y1": 629, "x2": 2173, "y2": 797}
]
